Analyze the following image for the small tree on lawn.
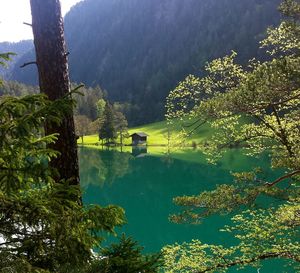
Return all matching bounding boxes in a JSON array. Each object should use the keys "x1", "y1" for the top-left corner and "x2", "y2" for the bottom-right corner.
[
  {"x1": 99, "y1": 102, "x2": 117, "y2": 144},
  {"x1": 74, "y1": 115, "x2": 92, "y2": 143},
  {"x1": 114, "y1": 110, "x2": 129, "y2": 146},
  {"x1": 96, "y1": 98, "x2": 106, "y2": 118}
]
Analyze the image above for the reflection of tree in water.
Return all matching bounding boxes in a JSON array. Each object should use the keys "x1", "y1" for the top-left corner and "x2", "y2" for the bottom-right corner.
[
  {"x1": 160, "y1": 153, "x2": 174, "y2": 167},
  {"x1": 79, "y1": 148, "x2": 133, "y2": 188},
  {"x1": 131, "y1": 146, "x2": 148, "y2": 157}
]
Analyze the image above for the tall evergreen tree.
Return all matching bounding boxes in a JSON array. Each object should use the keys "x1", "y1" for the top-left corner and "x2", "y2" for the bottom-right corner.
[
  {"x1": 99, "y1": 102, "x2": 117, "y2": 143},
  {"x1": 0, "y1": 81, "x2": 124, "y2": 272},
  {"x1": 30, "y1": 0, "x2": 79, "y2": 185}
]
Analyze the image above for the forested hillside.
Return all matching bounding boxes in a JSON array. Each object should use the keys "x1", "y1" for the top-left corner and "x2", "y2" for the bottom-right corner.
[
  {"x1": 10, "y1": 0, "x2": 281, "y2": 125},
  {"x1": 0, "y1": 40, "x2": 32, "y2": 78}
]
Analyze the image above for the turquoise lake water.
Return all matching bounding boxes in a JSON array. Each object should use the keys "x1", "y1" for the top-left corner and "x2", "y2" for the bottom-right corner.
[{"x1": 79, "y1": 147, "x2": 292, "y2": 272}]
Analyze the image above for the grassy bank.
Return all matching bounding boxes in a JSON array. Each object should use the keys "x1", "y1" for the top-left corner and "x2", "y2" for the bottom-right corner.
[
  {"x1": 78, "y1": 118, "x2": 266, "y2": 170},
  {"x1": 79, "y1": 119, "x2": 214, "y2": 146}
]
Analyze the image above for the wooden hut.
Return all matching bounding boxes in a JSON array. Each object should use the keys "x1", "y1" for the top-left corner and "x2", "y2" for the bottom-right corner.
[{"x1": 130, "y1": 132, "x2": 149, "y2": 145}]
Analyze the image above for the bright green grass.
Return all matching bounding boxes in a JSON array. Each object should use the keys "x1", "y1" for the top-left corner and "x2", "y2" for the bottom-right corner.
[
  {"x1": 78, "y1": 117, "x2": 240, "y2": 168},
  {"x1": 78, "y1": 118, "x2": 259, "y2": 167},
  {"x1": 79, "y1": 119, "x2": 214, "y2": 146}
]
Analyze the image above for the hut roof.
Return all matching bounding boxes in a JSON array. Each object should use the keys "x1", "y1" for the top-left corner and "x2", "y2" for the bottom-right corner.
[{"x1": 130, "y1": 132, "x2": 149, "y2": 137}]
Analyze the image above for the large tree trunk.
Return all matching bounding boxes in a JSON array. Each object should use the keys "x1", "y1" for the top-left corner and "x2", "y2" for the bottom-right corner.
[{"x1": 30, "y1": 0, "x2": 80, "y2": 185}]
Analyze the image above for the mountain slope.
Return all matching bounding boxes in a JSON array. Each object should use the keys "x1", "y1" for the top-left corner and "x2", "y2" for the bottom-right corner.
[
  {"x1": 10, "y1": 0, "x2": 281, "y2": 124},
  {"x1": 0, "y1": 40, "x2": 33, "y2": 78}
]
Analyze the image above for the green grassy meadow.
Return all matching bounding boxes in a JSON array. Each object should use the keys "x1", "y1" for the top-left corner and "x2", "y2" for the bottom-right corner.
[
  {"x1": 78, "y1": 118, "x2": 265, "y2": 170},
  {"x1": 79, "y1": 119, "x2": 214, "y2": 146}
]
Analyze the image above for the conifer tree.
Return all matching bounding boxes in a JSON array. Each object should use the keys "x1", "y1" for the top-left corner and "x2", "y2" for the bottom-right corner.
[
  {"x1": 30, "y1": 0, "x2": 79, "y2": 185},
  {"x1": 99, "y1": 102, "x2": 117, "y2": 143},
  {"x1": 0, "y1": 87, "x2": 124, "y2": 272}
]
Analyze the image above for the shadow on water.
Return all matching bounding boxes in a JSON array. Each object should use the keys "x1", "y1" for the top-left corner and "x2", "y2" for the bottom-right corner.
[{"x1": 79, "y1": 147, "x2": 290, "y2": 272}]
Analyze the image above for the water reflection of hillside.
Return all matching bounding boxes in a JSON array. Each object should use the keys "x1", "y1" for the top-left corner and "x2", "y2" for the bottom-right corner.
[{"x1": 79, "y1": 147, "x2": 133, "y2": 188}]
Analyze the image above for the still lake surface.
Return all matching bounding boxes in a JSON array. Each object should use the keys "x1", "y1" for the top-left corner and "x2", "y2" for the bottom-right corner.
[{"x1": 79, "y1": 147, "x2": 290, "y2": 272}]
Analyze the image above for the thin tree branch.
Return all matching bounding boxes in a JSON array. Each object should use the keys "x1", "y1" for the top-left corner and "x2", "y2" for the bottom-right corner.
[
  {"x1": 253, "y1": 114, "x2": 278, "y2": 135},
  {"x1": 197, "y1": 252, "x2": 300, "y2": 273},
  {"x1": 271, "y1": 104, "x2": 294, "y2": 157},
  {"x1": 266, "y1": 170, "x2": 300, "y2": 186},
  {"x1": 217, "y1": 134, "x2": 270, "y2": 149},
  {"x1": 272, "y1": 93, "x2": 300, "y2": 106},
  {"x1": 182, "y1": 118, "x2": 206, "y2": 128},
  {"x1": 23, "y1": 22, "x2": 32, "y2": 27},
  {"x1": 20, "y1": 61, "x2": 37, "y2": 68},
  {"x1": 186, "y1": 120, "x2": 207, "y2": 137}
]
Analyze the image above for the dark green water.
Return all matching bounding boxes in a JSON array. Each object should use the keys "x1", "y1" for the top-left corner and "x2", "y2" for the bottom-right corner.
[{"x1": 79, "y1": 147, "x2": 290, "y2": 272}]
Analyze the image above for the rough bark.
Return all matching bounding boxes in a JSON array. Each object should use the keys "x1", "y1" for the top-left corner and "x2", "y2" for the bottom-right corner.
[{"x1": 30, "y1": 0, "x2": 79, "y2": 185}]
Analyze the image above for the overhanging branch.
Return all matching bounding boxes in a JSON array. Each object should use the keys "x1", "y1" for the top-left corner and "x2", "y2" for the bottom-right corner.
[
  {"x1": 197, "y1": 252, "x2": 300, "y2": 273},
  {"x1": 266, "y1": 170, "x2": 300, "y2": 186}
]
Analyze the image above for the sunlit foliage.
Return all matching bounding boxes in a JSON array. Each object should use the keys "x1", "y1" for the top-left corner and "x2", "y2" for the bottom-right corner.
[{"x1": 164, "y1": 0, "x2": 300, "y2": 271}]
